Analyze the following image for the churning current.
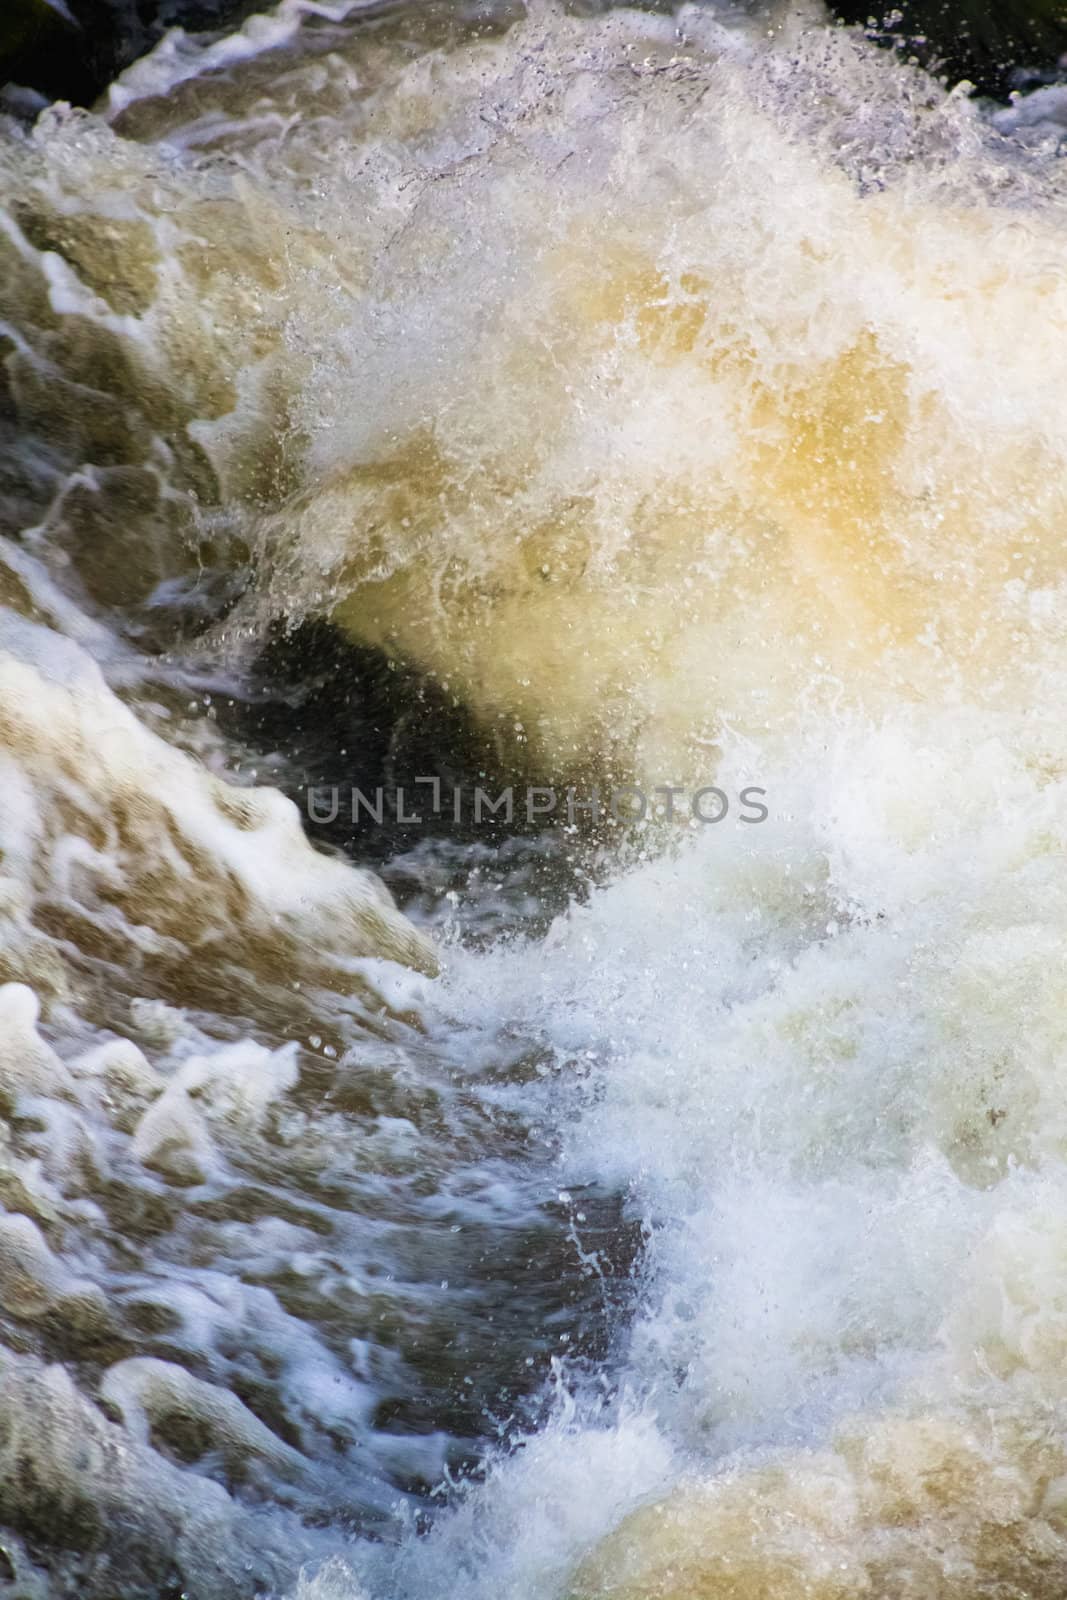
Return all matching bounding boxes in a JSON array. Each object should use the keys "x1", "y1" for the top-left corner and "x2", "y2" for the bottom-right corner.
[{"x1": 2, "y1": 0, "x2": 1067, "y2": 1595}]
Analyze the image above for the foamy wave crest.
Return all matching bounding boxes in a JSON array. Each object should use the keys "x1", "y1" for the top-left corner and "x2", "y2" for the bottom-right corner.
[{"x1": 0, "y1": 606, "x2": 434, "y2": 1017}]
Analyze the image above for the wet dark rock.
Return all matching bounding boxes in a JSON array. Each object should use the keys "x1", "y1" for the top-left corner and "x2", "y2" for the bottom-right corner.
[
  {"x1": 829, "y1": 0, "x2": 1067, "y2": 97},
  {"x1": 0, "y1": 0, "x2": 273, "y2": 109},
  {"x1": 223, "y1": 618, "x2": 527, "y2": 863}
]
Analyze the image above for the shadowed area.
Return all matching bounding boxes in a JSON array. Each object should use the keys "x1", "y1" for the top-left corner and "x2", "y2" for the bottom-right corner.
[{"x1": 828, "y1": 0, "x2": 1067, "y2": 94}]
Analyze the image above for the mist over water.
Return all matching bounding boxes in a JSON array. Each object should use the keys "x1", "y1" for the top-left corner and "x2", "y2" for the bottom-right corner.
[{"x1": 1, "y1": 0, "x2": 1067, "y2": 1595}]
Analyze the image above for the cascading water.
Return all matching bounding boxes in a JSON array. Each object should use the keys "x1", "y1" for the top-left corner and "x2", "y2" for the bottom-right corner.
[{"x1": 2, "y1": 0, "x2": 1067, "y2": 1595}]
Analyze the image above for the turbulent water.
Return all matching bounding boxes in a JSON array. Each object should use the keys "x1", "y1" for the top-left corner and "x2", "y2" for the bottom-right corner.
[{"x1": 2, "y1": 0, "x2": 1067, "y2": 1594}]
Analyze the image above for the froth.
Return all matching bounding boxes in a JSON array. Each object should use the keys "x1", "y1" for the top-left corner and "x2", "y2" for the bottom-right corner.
[
  {"x1": 0, "y1": 609, "x2": 435, "y2": 1020},
  {"x1": 249, "y1": 2, "x2": 1067, "y2": 779},
  {"x1": 6, "y1": 2, "x2": 1067, "y2": 777},
  {"x1": 3, "y1": 1, "x2": 1067, "y2": 1596},
  {"x1": 329, "y1": 699, "x2": 1067, "y2": 1599}
]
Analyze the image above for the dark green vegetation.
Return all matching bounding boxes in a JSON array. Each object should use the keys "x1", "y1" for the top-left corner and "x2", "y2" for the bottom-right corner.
[{"x1": 829, "y1": 0, "x2": 1067, "y2": 94}]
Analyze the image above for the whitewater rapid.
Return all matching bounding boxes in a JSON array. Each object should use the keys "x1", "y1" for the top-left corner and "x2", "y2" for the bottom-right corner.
[{"x1": 2, "y1": 0, "x2": 1067, "y2": 1595}]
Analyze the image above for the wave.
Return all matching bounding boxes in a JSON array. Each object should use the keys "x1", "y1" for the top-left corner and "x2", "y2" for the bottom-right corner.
[{"x1": 2, "y1": 1, "x2": 1067, "y2": 1596}]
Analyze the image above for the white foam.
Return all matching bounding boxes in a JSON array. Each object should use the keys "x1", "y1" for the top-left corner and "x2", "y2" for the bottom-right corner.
[{"x1": 105, "y1": 0, "x2": 377, "y2": 119}]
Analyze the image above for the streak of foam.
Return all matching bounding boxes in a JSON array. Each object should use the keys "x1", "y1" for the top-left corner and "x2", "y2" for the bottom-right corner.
[
  {"x1": 0, "y1": 606, "x2": 435, "y2": 1018},
  {"x1": 103, "y1": 0, "x2": 382, "y2": 120}
]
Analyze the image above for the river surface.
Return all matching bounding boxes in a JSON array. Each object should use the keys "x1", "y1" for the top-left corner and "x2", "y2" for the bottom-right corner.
[{"x1": 2, "y1": 2, "x2": 1067, "y2": 1596}]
